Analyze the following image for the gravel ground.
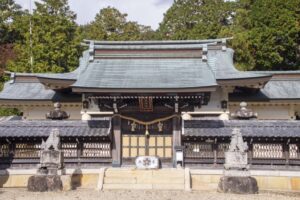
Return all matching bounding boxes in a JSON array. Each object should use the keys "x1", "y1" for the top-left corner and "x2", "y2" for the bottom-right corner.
[{"x1": 1, "y1": 189, "x2": 300, "y2": 200}]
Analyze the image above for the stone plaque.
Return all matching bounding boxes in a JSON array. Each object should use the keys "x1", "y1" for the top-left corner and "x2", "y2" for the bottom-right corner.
[{"x1": 135, "y1": 156, "x2": 160, "y2": 169}]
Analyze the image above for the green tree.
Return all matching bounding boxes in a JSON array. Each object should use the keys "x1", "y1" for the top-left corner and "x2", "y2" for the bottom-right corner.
[
  {"x1": 0, "y1": 0, "x2": 23, "y2": 101},
  {"x1": 82, "y1": 7, "x2": 155, "y2": 41},
  {"x1": 8, "y1": 0, "x2": 82, "y2": 73},
  {"x1": 223, "y1": 0, "x2": 300, "y2": 70},
  {"x1": 0, "y1": 0, "x2": 23, "y2": 44},
  {"x1": 158, "y1": 0, "x2": 236, "y2": 40},
  {"x1": 0, "y1": 0, "x2": 23, "y2": 74}
]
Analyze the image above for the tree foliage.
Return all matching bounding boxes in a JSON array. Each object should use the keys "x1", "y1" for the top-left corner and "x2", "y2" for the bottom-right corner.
[
  {"x1": 0, "y1": 0, "x2": 23, "y2": 73},
  {"x1": 222, "y1": 0, "x2": 300, "y2": 70},
  {"x1": 158, "y1": 0, "x2": 236, "y2": 40},
  {"x1": 0, "y1": 0, "x2": 299, "y2": 79},
  {"x1": 7, "y1": 0, "x2": 82, "y2": 73},
  {"x1": 82, "y1": 7, "x2": 156, "y2": 41},
  {"x1": 0, "y1": 0, "x2": 23, "y2": 44},
  {"x1": 159, "y1": 0, "x2": 300, "y2": 70}
]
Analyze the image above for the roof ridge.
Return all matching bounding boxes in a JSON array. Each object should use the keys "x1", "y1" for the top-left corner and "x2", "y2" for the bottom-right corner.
[{"x1": 82, "y1": 38, "x2": 232, "y2": 45}]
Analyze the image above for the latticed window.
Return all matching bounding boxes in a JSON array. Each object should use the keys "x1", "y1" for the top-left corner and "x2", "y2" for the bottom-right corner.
[
  {"x1": 14, "y1": 143, "x2": 41, "y2": 158},
  {"x1": 217, "y1": 143, "x2": 229, "y2": 158},
  {"x1": 253, "y1": 143, "x2": 283, "y2": 159},
  {"x1": 0, "y1": 144, "x2": 9, "y2": 158},
  {"x1": 82, "y1": 143, "x2": 111, "y2": 158},
  {"x1": 61, "y1": 141, "x2": 112, "y2": 158},
  {"x1": 61, "y1": 143, "x2": 78, "y2": 158},
  {"x1": 289, "y1": 144, "x2": 300, "y2": 159},
  {"x1": 184, "y1": 142, "x2": 214, "y2": 158}
]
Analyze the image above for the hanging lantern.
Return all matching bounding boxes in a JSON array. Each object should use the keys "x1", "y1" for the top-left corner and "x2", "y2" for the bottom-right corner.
[
  {"x1": 158, "y1": 121, "x2": 163, "y2": 132},
  {"x1": 145, "y1": 125, "x2": 150, "y2": 136}
]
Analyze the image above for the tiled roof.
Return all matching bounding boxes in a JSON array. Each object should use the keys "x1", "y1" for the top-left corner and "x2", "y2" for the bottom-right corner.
[
  {"x1": 0, "y1": 120, "x2": 111, "y2": 137},
  {"x1": 72, "y1": 58, "x2": 218, "y2": 90},
  {"x1": 0, "y1": 82, "x2": 55, "y2": 101},
  {"x1": 229, "y1": 79, "x2": 300, "y2": 101},
  {"x1": 207, "y1": 49, "x2": 272, "y2": 80},
  {"x1": 0, "y1": 82, "x2": 81, "y2": 102},
  {"x1": 82, "y1": 38, "x2": 228, "y2": 45},
  {"x1": 184, "y1": 120, "x2": 300, "y2": 137},
  {"x1": 1, "y1": 39, "x2": 298, "y2": 100}
]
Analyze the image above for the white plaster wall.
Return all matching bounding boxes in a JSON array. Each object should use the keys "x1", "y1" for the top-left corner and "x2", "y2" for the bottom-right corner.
[
  {"x1": 65, "y1": 106, "x2": 81, "y2": 120},
  {"x1": 229, "y1": 104, "x2": 291, "y2": 120},
  {"x1": 194, "y1": 87, "x2": 224, "y2": 113},
  {"x1": 294, "y1": 105, "x2": 300, "y2": 113}
]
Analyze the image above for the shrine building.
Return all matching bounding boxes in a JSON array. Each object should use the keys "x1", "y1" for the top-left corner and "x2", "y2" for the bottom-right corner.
[{"x1": 0, "y1": 38, "x2": 300, "y2": 168}]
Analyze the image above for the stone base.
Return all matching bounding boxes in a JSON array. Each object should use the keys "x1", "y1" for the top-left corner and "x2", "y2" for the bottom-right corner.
[
  {"x1": 27, "y1": 175, "x2": 63, "y2": 192},
  {"x1": 223, "y1": 170, "x2": 250, "y2": 177},
  {"x1": 218, "y1": 176, "x2": 258, "y2": 194}
]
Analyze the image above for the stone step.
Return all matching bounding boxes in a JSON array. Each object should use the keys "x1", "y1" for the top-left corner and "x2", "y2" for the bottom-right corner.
[
  {"x1": 103, "y1": 183, "x2": 185, "y2": 190},
  {"x1": 105, "y1": 169, "x2": 184, "y2": 178},
  {"x1": 104, "y1": 177, "x2": 137, "y2": 184},
  {"x1": 139, "y1": 177, "x2": 184, "y2": 184},
  {"x1": 104, "y1": 176, "x2": 184, "y2": 184},
  {"x1": 105, "y1": 170, "x2": 152, "y2": 177},
  {"x1": 102, "y1": 168, "x2": 186, "y2": 190}
]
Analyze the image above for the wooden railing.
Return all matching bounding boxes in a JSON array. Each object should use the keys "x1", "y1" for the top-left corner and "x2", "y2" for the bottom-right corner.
[
  {"x1": 0, "y1": 137, "x2": 112, "y2": 168},
  {"x1": 183, "y1": 137, "x2": 300, "y2": 167}
]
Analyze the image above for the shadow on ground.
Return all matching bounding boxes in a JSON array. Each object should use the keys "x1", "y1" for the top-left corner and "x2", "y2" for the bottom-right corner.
[{"x1": 71, "y1": 168, "x2": 83, "y2": 190}]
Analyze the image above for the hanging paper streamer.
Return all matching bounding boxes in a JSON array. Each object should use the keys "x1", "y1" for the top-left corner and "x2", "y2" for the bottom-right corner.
[{"x1": 113, "y1": 114, "x2": 179, "y2": 136}]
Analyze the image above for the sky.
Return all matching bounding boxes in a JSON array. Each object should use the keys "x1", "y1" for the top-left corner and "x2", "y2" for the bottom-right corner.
[{"x1": 14, "y1": 0, "x2": 174, "y2": 30}]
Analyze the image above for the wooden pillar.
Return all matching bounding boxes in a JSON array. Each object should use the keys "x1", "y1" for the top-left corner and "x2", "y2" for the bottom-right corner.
[
  {"x1": 77, "y1": 139, "x2": 82, "y2": 166},
  {"x1": 248, "y1": 139, "x2": 253, "y2": 165},
  {"x1": 284, "y1": 140, "x2": 290, "y2": 166},
  {"x1": 8, "y1": 141, "x2": 15, "y2": 167},
  {"x1": 213, "y1": 140, "x2": 217, "y2": 166},
  {"x1": 173, "y1": 117, "x2": 181, "y2": 167},
  {"x1": 112, "y1": 116, "x2": 122, "y2": 167}
]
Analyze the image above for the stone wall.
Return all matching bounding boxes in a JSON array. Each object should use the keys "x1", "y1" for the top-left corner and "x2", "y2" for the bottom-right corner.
[
  {"x1": 1, "y1": 168, "x2": 300, "y2": 192},
  {"x1": 0, "y1": 169, "x2": 101, "y2": 189},
  {"x1": 191, "y1": 169, "x2": 300, "y2": 192}
]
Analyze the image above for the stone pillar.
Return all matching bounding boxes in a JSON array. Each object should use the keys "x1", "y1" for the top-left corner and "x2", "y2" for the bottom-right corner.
[
  {"x1": 112, "y1": 116, "x2": 121, "y2": 167},
  {"x1": 173, "y1": 117, "x2": 181, "y2": 167}
]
